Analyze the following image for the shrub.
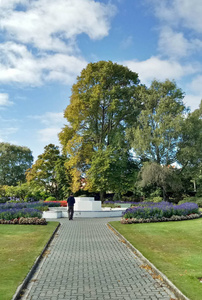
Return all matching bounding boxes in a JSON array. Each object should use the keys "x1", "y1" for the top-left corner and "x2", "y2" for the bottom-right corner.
[
  {"x1": 196, "y1": 198, "x2": 202, "y2": 207},
  {"x1": 45, "y1": 196, "x2": 56, "y2": 202}
]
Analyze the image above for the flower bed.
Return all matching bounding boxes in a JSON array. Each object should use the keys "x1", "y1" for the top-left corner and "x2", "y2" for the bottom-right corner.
[
  {"x1": 44, "y1": 200, "x2": 67, "y2": 207},
  {"x1": 0, "y1": 200, "x2": 66, "y2": 223},
  {"x1": 121, "y1": 201, "x2": 200, "y2": 224},
  {"x1": 0, "y1": 217, "x2": 47, "y2": 225},
  {"x1": 0, "y1": 201, "x2": 55, "y2": 223},
  {"x1": 0, "y1": 207, "x2": 42, "y2": 220}
]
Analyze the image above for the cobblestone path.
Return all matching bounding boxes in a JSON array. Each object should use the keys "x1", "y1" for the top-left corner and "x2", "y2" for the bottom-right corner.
[{"x1": 21, "y1": 218, "x2": 176, "y2": 300}]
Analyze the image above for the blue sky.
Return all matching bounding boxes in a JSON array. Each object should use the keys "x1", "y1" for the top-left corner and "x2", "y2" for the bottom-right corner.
[{"x1": 0, "y1": 0, "x2": 202, "y2": 161}]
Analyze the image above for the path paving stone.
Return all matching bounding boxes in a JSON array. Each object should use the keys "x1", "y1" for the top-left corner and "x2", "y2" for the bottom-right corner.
[{"x1": 21, "y1": 218, "x2": 177, "y2": 300}]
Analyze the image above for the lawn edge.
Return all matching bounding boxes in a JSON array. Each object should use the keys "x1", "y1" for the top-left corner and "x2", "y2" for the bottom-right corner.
[
  {"x1": 108, "y1": 222, "x2": 190, "y2": 300},
  {"x1": 11, "y1": 222, "x2": 61, "y2": 300}
]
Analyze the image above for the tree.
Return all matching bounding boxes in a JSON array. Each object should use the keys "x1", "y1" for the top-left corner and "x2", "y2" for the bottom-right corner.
[
  {"x1": 59, "y1": 61, "x2": 141, "y2": 198},
  {"x1": 0, "y1": 142, "x2": 33, "y2": 186},
  {"x1": 127, "y1": 80, "x2": 187, "y2": 166},
  {"x1": 26, "y1": 144, "x2": 71, "y2": 199},
  {"x1": 177, "y1": 100, "x2": 202, "y2": 194},
  {"x1": 139, "y1": 162, "x2": 181, "y2": 200},
  {"x1": 84, "y1": 147, "x2": 139, "y2": 202}
]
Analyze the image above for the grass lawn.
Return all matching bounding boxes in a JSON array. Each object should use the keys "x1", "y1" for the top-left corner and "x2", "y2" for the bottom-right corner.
[
  {"x1": 110, "y1": 218, "x2": 202, "y2": 300},
  {"x1": 0, "y1": 222, "x2": 59, "y2": 300}
]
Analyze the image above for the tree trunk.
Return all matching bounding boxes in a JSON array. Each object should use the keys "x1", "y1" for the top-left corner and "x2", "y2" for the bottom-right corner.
[
  {"x1": 162, "y1": 186, "x2": 166, "y2": 201},
  {"x1": 100, "y1": 191, "x2": 105, "y2": 203}
]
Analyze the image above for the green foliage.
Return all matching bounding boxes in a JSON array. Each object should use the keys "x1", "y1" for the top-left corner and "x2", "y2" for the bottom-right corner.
[
  {"x1": 26, "y1": 144, "x2": 71, "y2": 199},
  {"x1": 176, "y1": 101, "x2": 202, "y2": 196},
  {"x1": 113, "y1": 193, "x2": 121, "y2": 201},
  {"x1": 139, "y1": 162, "x2": 181, "y2": 200},
  {"x1": 178, "y1": 197, "x2": 202, "y2": 207},
  {"x1": 127, "y1": 80, "x2": 186, "y2": 165},
  {"x1": 45, "y1": 196, "x2": 56, "y2": 202},
  {"x1": 0, "y1": 142, "x2": 33, "y2": 186},
  {"x1": 149, "y1": 196, "x2": 163, "y2": 203},
  {"x1": 59, "y1": 60, "x2": 141, "y2": 195}
]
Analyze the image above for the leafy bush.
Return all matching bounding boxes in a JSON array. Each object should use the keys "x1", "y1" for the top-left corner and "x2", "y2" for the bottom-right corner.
[
  {"x1": 178, "y1": 197, "x2": 202, "y2": 207},
  {"x1": 196, "y1": 198, "x2": 202, "y2": 207},
  {"x1": 45, "y1": 196, "x2": 56, "y2": 202},
  {"x1": 123, "y1": 201, "x2": 199, "y2": 220},
  {"x1": 152, "y1": 196, "x2": 163, "y2": 203},
  {"x1": 113, "y1": 193, "x2": 121, "y2": 201},
  {"x1": 0, "y1": 196, "x2": 9, "y2": 203}
]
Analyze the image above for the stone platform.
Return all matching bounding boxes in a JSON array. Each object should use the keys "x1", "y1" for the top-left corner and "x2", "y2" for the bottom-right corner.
[{"x1": 42, "y1": 207, "x2": 125, "y2": 218}]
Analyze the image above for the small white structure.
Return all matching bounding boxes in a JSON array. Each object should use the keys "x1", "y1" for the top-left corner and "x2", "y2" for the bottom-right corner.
[
  {"x1": 74, "y1": 197, "x2": 102, "y2": 211},
  {"x1": 42, "y1": 197, "x2": 126, "y2": 219}
]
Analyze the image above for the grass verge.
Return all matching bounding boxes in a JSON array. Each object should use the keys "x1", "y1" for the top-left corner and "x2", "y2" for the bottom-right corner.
[
  {"x1": 0, "y1": 222, "x2": 59, "y2": 300},
  {"x1": 110, "y1": 218, "x2": 202, "y2": 300}
]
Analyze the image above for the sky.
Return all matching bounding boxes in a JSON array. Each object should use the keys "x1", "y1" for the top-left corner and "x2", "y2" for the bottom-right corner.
[{"x1": 0, "y1": 0, "x2": 202, "y2": 161}]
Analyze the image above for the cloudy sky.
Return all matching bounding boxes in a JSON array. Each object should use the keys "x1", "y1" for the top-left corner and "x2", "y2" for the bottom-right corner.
[{"x1": 0, "y1": 0, "x2": 202, "y2": 161}]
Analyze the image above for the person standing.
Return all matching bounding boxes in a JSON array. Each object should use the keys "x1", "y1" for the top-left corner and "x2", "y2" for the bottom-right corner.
[{"x1": 67, "y1": 193, "x2": 75, "y2": 220}]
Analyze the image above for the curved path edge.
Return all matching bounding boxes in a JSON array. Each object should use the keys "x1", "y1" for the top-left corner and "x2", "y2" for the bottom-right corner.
[
  {"x1": 108, "y1": 223, "x2": 190, "y2": 300},
  {"x1": 12, "y1": 223, "x2": 61, "y2": 300}
]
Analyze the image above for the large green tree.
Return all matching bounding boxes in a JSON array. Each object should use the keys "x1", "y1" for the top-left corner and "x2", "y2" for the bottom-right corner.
[
  {"x1": 127, "y1": 80, "x2": 186, "y2": 166},
  {"x1": 59, "y1": 61, "x2": 141, "y2": 198},
  {"x1": 0, "y1": 143, "x2": 33, "y2": 186},
  {"x1": 139, "y1": 162, "x2": 181, "y2": 200},
  {"x1": 26, "y1": 144, "x2": 71, "y2": 199},
  {"x1": 177, "y1": 100, "x2": 202, "y2": 194},
  {"x1": 85, "y1": 147, "x2": 139, "y2": 201}
]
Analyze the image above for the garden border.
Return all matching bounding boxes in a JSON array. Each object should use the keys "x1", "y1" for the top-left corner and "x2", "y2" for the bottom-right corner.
[
  {"x1": 108, "y1": 222, "x2": 190, "y2": 300},
  {"x1": 11, "y1": 222, "x2": 61, "y2": 300}
]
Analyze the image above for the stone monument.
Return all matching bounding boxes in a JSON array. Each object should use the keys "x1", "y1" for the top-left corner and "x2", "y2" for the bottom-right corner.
[{"x1": 74, "y1": 197, "x2": 102, "y2": 211}]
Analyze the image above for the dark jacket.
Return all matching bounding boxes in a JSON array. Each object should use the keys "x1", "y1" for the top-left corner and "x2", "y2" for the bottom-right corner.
[{"x1": 67, "y1": 196, "x2": 75, "y2": 206}]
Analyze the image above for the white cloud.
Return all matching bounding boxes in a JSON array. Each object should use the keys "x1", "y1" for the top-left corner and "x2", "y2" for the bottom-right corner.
[
  {"x1": 1, "y1": 0, "x2": 115, "y2": 52},
  {"x1": 189, "y1": 75, "x2": 202, "y2": 94},
  {"x1": 145, "y1": 0, "x2": 202, "y2": 61},
  {"x1": 120, "y1": 36, "x2": 133, "y2": 49},
  {"x1": 158, "y1": 27, "x2": 190, "y2": 58},
  {"x1": 29, "y1": 111, "x2": 67, "y2": 143},
  {"x1": 0, "y1": 127, "x2": 19, "y2": 141},
  {"x1": 123, "y1": 56, "x2": 197, "y2": 84},
  {"x1": 29, "y1": 112, "x2": 65, "y2": 127},
  {"x1": 0, "y1": 0, "x2": 116, "y2": 87},
  {"x1": 0, "y1": 42, "x2": 87, "y2": 85},
  {"x1": 37, "y1": 128, "x2": 61, "y2": 143},
  {"x1": 149, "y1": 0, "x2": 202, "y2": 33},
  {"x1": 158, "y1": 27, "x2": 202, "y2": 58},
  {"x1": 0, "y1": 93, "x2": 13, "y2": 106},
  {"x1": 183, "y1": 94, "x2": 202, "y2": 112}
]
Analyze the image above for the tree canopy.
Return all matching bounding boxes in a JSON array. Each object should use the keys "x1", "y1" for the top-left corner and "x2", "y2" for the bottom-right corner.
[
  {"x1": 127, "y1": 80, "x2": 186, "y2": 165},
  {"x1": 26, "y1": 144, "x2": 71, "y2": 199},
  {"x1": 59, "y1": 61, "x2": 141, "y2": 197},
  {"x1": 0, "y1": 142, "x2": 33, "y2": 186}
]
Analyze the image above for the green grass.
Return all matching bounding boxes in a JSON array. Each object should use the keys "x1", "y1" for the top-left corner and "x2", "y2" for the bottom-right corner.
[
  {"x1": 0, "y1": 222, "x2": 59, "y2": 300},
  {"x1": 110, "y1": 219, "x2": 202, "y2": 300}
]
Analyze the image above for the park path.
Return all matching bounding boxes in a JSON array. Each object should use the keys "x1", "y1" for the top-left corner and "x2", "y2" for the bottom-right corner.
[{"x1": 21, "y1": 218, "x2": 176, "y2": 300}]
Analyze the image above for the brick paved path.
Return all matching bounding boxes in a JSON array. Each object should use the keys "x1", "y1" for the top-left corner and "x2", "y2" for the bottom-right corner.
[{"x1": 21, "y1": 218, "x2": 176, "y2": 300}]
